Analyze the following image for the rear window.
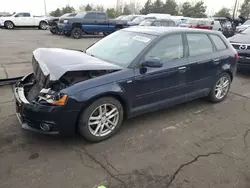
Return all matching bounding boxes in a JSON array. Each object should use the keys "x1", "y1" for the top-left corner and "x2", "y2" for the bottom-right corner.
[
  {"x1": 210, "y1": 35, "x2": 227, "y2": 51},
  {"x1": 187, "y1": 34, "x2": 213, "y2": 56},
  {"x1": 97, "y1": 13, "x2": 106, "y2": 20}
]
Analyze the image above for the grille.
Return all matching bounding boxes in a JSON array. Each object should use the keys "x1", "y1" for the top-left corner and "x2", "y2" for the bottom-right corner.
[{"x1": 232, "y1": 44, "x2": 250, "y2": 50}]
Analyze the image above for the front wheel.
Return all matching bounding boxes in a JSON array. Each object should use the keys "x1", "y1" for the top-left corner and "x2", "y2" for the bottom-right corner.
[
  {"x1": 208, "y1": 73, "x2": 231, "y2": 103},
  {"x1": 71, "y1": 28, "x2": 82, "y2": 39},
  {"x1": 78, "y1": 97, "x2": 124, "y2": 142},
  {"x1": 4, "y1": 21, "x2": 14, "y2": 29},
  {"x1": 64, "y1": 31, "x2": 71, "y2": 37},
  {"x1": 50, "y1": 27, "x2": 58, "y2": 34}
]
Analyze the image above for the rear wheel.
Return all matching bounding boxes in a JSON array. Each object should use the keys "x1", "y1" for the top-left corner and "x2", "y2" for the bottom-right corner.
[
  {"x1": 78, "y1": 97, "x2": 124, "y2": 142},
  {"x1": 39, "y1": 21, "x2": 48, "y2": 30},
  {"x1": 208, "y1": 72, "x2": 231, "y2": 103},
  {"x1": 71, "y1": 28, "x2": 82, "y2": 39},
  {"x1": 4, "y1": 21, "x2": 14, "y2": 29}
]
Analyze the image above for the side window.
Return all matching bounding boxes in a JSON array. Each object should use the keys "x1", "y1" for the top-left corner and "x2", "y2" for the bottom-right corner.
[
  {"x1": 84, "y1": 13, "x2": 97, "y2": 19},
  {"x1": 161, "y1": 21, "x2": 169, "y2": 26},
  {"x1": 152, "y1": 21, "x2": 161, "y2": 26},
  {"x1": 187, "y1": 34, "x2": 213, "y2": 56},
  {"x1": 23, "y1": 13, "x2": 31, "y2": 17},
  {"x1": 97, "y1": 13, "x2": 106, "y2": 20},
  {"x1": 15, "y1": 13, "x2": 25, "y2": 17},
  {"x1": 145, "y1": 34, "x2": 184, "y2": 62},
  {"x1": 210, "y1": 34, "x2": 227, "y2": 51}
]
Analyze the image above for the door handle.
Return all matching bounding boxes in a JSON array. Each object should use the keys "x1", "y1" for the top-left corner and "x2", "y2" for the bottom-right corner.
[
  {"x1": 178, "y1": 66, "x2": 187, "y2": 73},
  {"x1": 213, "y1": 58, "x2": 220, "y2": 64}
]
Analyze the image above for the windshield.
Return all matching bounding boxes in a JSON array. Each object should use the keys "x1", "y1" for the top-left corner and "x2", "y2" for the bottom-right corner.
[
  {"x1": 122, "y1": 15, "x2": 136, "y2": 21},
  {"x1": 75, "y1": 12, "x2": 86, "y2": 18},
  {"x1": 139, "y1": 20, "x2": 154, "y2": 26},
  {"x1": 86, "y1": 30, "x2": 156, "y2": 67},
  {"x1": 186, "y1": 19, "x2": 198, "y2": 24},
  {"x1": 131, "y1": 16, "x2": 145, "y2": 24}
]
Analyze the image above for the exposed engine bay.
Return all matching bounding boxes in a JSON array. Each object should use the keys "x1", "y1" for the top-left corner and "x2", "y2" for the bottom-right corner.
[{"x1": 21, "y1": 69, "x2": 118, "y2": 104}]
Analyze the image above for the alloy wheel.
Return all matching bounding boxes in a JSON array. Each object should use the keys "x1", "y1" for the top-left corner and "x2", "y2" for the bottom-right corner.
[
  {"x1": 6, "y1": 22, "x2": 13, "y2": 29},
  {"x1": 88, "y1": 104, "x2": 119, "y2": 137},
  {"x1": 40, "y1": 23, "x2": 47, "y2": 30},
  {"x1": 215, "y1": 76, "x2": 230, "y2": 100}
]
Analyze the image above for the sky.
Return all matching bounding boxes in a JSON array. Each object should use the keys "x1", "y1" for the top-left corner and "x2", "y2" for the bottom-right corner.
[{"x1": 0, "y1": 0, "x2": 236, "y2": 16}]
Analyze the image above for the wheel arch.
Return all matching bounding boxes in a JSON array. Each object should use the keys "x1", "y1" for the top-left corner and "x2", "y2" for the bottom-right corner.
[
  {"x1": 4, "y1": 20, "x2": 15, "y2": 27},
  {"x1": 72, "y1": 22, "x2": 82, "y2": 29}
]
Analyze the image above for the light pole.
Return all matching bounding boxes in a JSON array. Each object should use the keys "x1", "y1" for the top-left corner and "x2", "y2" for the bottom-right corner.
[
  {"x1": 44, "y1": 0, "x2": 47, "y2": 16},
  {"x1": 233, "y1": 0, "x2": 238, "y2": 19}
]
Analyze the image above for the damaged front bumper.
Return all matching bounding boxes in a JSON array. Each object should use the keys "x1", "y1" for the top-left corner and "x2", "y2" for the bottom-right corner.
[{"x1": 14, "y1": 73, "x2": 80, "y2": 136}]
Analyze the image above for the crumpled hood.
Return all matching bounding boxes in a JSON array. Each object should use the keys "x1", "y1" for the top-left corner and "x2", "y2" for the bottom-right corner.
[
  {"x1": 237, "y1": 25, "x2": 249, "y2": 29},
  {"x1": 33, "y1": 48, "x2": 122, "y2": 81},
  {"x1": 229, "y1": 33, "x2": 250, "y2": 44}
]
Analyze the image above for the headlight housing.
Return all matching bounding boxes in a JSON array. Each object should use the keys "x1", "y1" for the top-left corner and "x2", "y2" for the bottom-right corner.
[
  {"x1": 63, "y1": 20, "x2": 68, "y2": 24},
  {"x1": 38, "y1": 88, "x2": 68, "y2": 106}
]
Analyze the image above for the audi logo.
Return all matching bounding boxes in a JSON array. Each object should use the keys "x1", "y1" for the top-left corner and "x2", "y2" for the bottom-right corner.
[{"x1": 239, "y1": 45, "x2": 248, "y2": 50}]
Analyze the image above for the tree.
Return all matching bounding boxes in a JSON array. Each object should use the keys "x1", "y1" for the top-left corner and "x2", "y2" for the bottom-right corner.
[
  {"x1": 240, "y1": 0, "x2": 250, "y2": 19},
  {"x1": 163, "y1": 0, "x2": 178, "y2": 15},
  {"x1": 214, "y1": 7, "x2": 231, "y2": 17},
  {"x1": 181, "y1": 1, "x2": 207, "y2": 18},
  {"x1": 106, "y1": 8, "x2": 116, "y2": 18},
  {"x1": 85, "y1": 4, "x2": 92, "y2": 11},
  {"x1": 94, "y1": 5, "x2": 104, "y2": 11},
  {"x1": 50, "y1": 8, "x2": 62, "y2": 17},
  {"x1": 61, "y1": 5, "x2": 75, "y2": 14},
  {"x1": 140, "y1": 0, "x2": 153, "y2": 14},
  {"x1": 151, "y1": 0, "x2": 164, "y2": 13},
  {"x1": 123, "y1": 4, "x2": 132, "y2": 15}
]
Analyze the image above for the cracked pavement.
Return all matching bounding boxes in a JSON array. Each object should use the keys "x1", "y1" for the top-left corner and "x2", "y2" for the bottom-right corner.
[{"x1": 1, "y1": 29, "x2": 250, "y2": 188}]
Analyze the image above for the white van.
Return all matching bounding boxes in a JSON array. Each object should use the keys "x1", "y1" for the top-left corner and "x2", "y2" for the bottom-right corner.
[{"x1": 146, "y1": 13, "x2": 171, "y2": 20}]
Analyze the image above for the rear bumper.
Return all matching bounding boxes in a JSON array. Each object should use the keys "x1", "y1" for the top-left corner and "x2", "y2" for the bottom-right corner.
[{"x1": 14, "y1": 73, "x2": 80, "y2": 136}]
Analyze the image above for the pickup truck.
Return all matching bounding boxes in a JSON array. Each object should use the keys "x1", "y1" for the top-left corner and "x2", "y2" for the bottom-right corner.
[
  {"x1": 0, "y1": 12, "x2": 48, "y2": 30},
  {"x1": 58, "y1": 11, "x2": 128, "y2": 39}
]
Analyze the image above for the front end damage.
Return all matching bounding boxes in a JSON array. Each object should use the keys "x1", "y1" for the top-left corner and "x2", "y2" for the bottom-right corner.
[{"x1": 14, "y1": 51, "x2": 122, "y2": 135}]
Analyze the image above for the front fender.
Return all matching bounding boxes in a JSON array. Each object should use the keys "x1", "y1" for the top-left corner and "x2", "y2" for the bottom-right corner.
[{"x1": 75, "y1": 82, "x2": 131, "y2": 114}]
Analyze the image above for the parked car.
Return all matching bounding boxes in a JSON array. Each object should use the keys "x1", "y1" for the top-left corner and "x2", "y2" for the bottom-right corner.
[
  {"x1": 146, "y1": 13, "x2": 171, "y2": 19},
  {"x1": 236, "y1": 20, "x2": 250, "y2": 33},
  {"x1": 116, "y1": 15, "x2": 127, "y2": 20},
  {"x1": 127, "y1": 16, "x2": 156, "y2": 26},
  {"x1": 14, "y1": 27, "x2": 237, "y2": 142},
  {"x1": 48, "y1": 13, "x2": 76, "y2": 34},
  {"x1": 171, "y1": 16, "x2": 189, "y2": 26},
  {"x1": 229, "y1": 26, "x2": 250, "y2": 69},
  {"x1": 121, "y1": 14, "x2": 141, "y2": 22},
  {"x1": 179, "y1": 19, "x2": 213, "y2": 30},
  {"x1": 58, "y1": 11, "x2": 128, "y2": 38},
  {"x1": 0, "y1": 12, "x2": 48, "y2": 29},
  {"x1": 139, "y1": 19, "x2": 176, "y2": 27}
]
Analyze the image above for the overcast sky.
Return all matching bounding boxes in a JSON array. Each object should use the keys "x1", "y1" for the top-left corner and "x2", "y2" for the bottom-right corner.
[{"x1": 0, "y1": 0, "x2": 236, "y2": 16}]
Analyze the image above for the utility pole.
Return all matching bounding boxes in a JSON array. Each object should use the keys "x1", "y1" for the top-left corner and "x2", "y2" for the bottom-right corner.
[
  {"x1": 233, "y1": 0, "x2": 238, "y2": 19},
  {"x1": 44, "y1": 0, "x2": 47, "y2": 16}
]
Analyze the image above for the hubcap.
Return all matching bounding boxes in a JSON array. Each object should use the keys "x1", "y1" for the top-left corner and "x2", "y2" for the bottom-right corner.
[
  {"x1": 7, "y1": 22, "x2": 13, "y2": 29},
  {"x1": 74, "y1": 30, "x2": 81, "y2": 37},
  {"x1": 41, "y1": 23, "x2": 47, "y2": 29},
  {"x1": 215, "y1": 76, "x2": 230, "y2": 99},
  {"x1": 88, "y1": 104, "x2": 119, "y2": 137}
]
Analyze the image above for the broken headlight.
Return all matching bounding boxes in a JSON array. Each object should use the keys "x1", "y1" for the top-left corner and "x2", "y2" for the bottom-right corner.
[{"x1": 38, "y1": 88, "x2": 68, "y2": 106}]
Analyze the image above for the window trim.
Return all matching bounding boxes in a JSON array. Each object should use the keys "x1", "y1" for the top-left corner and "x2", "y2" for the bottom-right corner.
[
  {"x1": 208, "y1": 34, "x2": 228, "y2": 52},
  {"x1": 185, "y1": 32, "x2": 215, "y2": 57}
]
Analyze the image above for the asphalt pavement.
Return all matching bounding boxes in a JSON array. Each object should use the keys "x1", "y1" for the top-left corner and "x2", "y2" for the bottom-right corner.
[{"x1": 1, "y1": 29, "x2": 250, "y2": 188}]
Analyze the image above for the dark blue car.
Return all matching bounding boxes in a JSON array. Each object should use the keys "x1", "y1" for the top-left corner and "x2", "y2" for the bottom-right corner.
[{"x1": 14, "y1": 27, "x2": 237, "y2": 142}]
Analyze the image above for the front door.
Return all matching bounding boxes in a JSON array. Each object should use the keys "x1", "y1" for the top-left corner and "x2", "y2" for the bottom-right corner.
[
  {"x1": 82, "y1": 12, "x2": 97, "y2": 32},
  {"x1": 185, "y1": 33, "x2": 219, "y2": 98},
  {"x1": 132, "y1": 34, "x2": 188, "y2": 113}
]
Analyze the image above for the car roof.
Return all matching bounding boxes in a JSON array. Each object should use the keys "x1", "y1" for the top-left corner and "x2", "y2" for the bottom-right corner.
[{"x1": 123, "y1": 26, "x2": 221, "y2": 36}]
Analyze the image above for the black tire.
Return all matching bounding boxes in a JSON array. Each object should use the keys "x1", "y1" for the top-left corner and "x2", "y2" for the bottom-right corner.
[
  {"x1": 50, "y1": 27, "x2": 58, "y2": 34},
  {"x1": 4, "y1": 21, "x2": 14, "y2": 29},
  {"x1": 71, "y1": 28, "x2": 82, "y2": 39},
  {"x1": 208, "y1": 72, "x2": 231, "y2": 103},
  {"x1": 103, "y1": 32, "x2": 112, "y2": 36},
  {"x1": 78, "y1": 97, "x2": 124, "y2": 142},
  {"x1": 39, "y1": 21, "x2": 48, "y2": 30},
  {"x1": 64, "y1": 31, "x2": 71, "y2": 37}
]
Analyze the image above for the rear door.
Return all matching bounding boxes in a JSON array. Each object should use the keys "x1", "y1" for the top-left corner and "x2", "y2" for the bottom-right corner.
[
  {"x1": 185, "y1": 33, "x2": 221, "y2": 98},
  {"x1": 82, "y1": 12, "x2": 97, "y2": 32},
  {"x1": 133, "y1": 34, "x2": 188, "y2": 111}
]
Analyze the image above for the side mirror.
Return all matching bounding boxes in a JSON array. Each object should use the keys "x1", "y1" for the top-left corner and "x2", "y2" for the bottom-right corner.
[{"x1": 141, "y1": 57, "x2": 163, "y2": 68}]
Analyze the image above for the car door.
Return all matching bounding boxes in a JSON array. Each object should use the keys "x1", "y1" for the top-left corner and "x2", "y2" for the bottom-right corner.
[
  {"x1": 96, "y1": 13, "x2": 109, "y2": 32},
  {"x1": 12, "y1": 13, "x2": 26, "y2": 26},
  {"x1": 132, "y1": 34, "x2": 188, "y2": 112},
  {"x1": 185, "y1": 33, "x2": 220, "y2": 99},
  {"x1": 23, "y1": 13, "x2": 34, "y2": 26},
  {"x1": 82, "y1": 12, "x2": 97, "y2": 32}
]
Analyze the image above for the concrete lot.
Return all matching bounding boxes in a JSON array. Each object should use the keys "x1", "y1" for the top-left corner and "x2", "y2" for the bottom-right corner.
[{"x1": 1, "y1": 29, "x2": 250, "y2": 188}]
